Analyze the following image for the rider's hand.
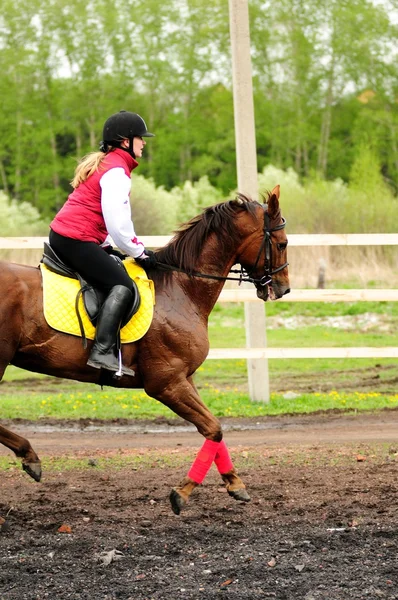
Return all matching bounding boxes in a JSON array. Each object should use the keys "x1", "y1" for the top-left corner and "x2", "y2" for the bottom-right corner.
[{"x1": 135, "y1": 249, "x2": 157, "y2": 270}]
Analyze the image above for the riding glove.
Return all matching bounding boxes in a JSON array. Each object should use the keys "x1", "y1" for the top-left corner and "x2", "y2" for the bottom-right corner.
[{"x1": 135, "y1": 249, "x2": 157, "y2": 270}]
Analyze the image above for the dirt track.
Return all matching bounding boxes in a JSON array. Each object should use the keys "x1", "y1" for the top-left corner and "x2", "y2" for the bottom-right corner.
[
  {"x1": 1, "y1": 412, "x2": 398, "y2": 599},
  {"x1": 2, "y1": 410, "x2": 398, "y2": 452}
]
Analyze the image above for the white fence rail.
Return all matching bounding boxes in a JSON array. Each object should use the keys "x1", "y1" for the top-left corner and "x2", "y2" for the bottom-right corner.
[
  {"x1": 2, "y1": 233, "x2": 398, "y2": 249},
  {"x1": 218, "y1": 288, "x2": 398, "y2": 303},
  {"x1": 1, "y1": 235, "x2": 398, "y2": 361},
  {"x1": 208, "y1": 347, "x2": 398, "y2": 359}
]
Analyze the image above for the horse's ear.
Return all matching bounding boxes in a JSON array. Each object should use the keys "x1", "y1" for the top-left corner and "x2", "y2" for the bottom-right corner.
[
  {"x1": 267, "y1": 185, "x2": 280, "y2": 218},
  {"x1": 270, "y1": 185, "x2": 280, "y2": 200}
]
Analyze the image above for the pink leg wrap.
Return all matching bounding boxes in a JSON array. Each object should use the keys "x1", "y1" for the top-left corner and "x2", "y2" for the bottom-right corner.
[
  {"x1": 214, "y1": 439, "x2": 234, "y2": 474},
  {"x1": 187, "y1": 439, "x2": 220, "y2": 484}
]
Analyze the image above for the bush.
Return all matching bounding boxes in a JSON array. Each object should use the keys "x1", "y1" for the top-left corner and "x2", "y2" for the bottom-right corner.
[
  {"x1": 0, "y1": 191, "x2": 47, "y2": 235},
  {"x1": 258, "y1": 164, "x2": 398, "y2": 234},
  {"x1": 172, "y1": 176, "x2": 224, "y2": 224},
  {"x1": 130, "y1": 175, "x2": 178, "y2": 235}
]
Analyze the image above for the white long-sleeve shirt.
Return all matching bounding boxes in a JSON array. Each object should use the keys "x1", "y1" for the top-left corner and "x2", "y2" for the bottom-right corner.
[{"x1": 100, "y1": 167, "x2": 145, "y2": 258}]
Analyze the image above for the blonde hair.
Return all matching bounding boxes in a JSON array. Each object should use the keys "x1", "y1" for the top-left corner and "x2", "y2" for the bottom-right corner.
[{"x1": 70, "y1": 149, "x2": 113, "y2": 188}]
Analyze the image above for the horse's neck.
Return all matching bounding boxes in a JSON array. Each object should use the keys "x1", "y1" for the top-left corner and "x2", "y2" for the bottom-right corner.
[{"x1": 180, "y1": 237, "x2": 238, "y2": 317}]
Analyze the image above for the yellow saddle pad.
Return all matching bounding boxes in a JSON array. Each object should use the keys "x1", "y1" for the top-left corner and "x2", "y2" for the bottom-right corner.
[{"x1": 40, "y1": 259, "x2": 155, "y2": 344}]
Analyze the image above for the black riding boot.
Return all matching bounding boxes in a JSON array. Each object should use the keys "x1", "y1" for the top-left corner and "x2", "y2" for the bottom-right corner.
[{"x1": 87, "y1": 285, "x2": 136, "y2": 377}]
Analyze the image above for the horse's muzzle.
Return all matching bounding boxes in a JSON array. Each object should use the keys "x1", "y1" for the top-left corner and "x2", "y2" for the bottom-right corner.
[
  {"x1": 256, "y1": 283, "x2": 290, "y2": 302},
  {"x1": 256, "y1": 285, "x2": 269, "y2": 301}
]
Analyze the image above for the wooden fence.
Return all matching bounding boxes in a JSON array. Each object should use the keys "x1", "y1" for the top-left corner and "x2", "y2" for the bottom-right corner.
[{"x1": 2, "y1": 234, "x2": 398, "y2": 362}]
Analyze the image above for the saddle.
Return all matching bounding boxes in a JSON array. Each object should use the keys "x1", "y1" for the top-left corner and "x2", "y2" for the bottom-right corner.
[{"x1": 41, "y1": 243, "x2": 140, "y2": 330}]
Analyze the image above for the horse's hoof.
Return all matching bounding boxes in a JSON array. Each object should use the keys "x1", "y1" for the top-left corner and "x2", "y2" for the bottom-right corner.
[
  {"x1": 228, "y1": 488, "x2": 251, "y2": 502},
  {"x1": 23, "y1": 462, "x2": 42, "y2": 482},
  {"x1": 170, "y1": 489, "x2": 186, "y2": 515}
]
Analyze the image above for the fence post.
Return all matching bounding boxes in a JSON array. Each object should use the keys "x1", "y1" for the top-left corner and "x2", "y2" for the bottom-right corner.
[{"x1": 228, "y1": 0, "x2": 269, "y2": 402}]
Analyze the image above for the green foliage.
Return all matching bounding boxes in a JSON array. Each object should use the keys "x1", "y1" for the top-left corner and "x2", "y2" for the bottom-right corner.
[
  {"x1": 259, "y1": 163, "x2": 398, "y2": 234},
  {"x1": 0, "y1": 0, "x2": 396, "y2": 226},
  {"x1": 172, "y1": 176, "x2": 225, "y2": 223},
  {"x1": 349, "y1": 144, "x2": 388, "y2": 193},
  {"x1": 0, "y1": 191, "x2": 47, "y2": 235},
  {"x1": 130, "y1": 175, "x2": 178, "y2": 235}
]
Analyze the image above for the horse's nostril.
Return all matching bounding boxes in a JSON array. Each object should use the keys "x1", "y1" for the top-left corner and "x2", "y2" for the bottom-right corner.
[{"x1": 283, "y1": 288, "x2": 291, "y2": 296}]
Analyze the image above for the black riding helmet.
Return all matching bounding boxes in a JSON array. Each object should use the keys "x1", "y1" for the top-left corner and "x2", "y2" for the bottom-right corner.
[{"x1": 101, "y1": 110, "x2": 155, "y2": 158}]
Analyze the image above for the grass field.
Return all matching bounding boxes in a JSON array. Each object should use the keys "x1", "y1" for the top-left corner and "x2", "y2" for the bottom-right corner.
[{"x1": 1, "y1": 300, "x2": 398, "y2": 420}]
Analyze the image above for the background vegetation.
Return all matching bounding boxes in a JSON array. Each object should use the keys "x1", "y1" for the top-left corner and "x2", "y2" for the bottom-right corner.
[{"x1": 0, "y1": 0, "x2": 396, "y2": 230}]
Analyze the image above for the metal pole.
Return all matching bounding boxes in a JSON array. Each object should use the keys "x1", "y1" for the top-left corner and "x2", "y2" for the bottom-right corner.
[{"x1": 228, "y1": 0, "x2": 270, "y2": 402}]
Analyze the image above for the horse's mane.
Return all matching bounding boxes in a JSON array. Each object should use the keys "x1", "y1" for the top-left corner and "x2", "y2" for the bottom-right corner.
[{"x1": 154, "y1": 193, "x2": 268, "y2": 274}]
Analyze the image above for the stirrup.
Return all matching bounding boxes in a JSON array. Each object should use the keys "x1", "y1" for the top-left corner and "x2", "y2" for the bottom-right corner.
[
  {"x1": 114, "y1": 348, "x2": 135, "y2": 377},
  {"x1": 87, "y1": 359, "x2": 135, "y2": 377},
  {"x1": 87, "y1": 350, "x2": 135, "y2": 377}
]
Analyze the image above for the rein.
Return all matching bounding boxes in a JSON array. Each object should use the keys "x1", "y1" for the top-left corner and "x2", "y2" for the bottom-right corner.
[
  {"x1": 155, "y1": 211, "x2": 288, "y2": 288},
  {"x1": 155, "y1": 261, "x2": 258, "y2": 284}
]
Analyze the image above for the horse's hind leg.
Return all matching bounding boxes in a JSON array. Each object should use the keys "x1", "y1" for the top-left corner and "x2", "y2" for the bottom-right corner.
[
  {"x1": 0, "y1": 424, "x2": 42, "y2": 482},
  {"x1": 0, "y1": 358, "x2": 41, "y2": 482}
]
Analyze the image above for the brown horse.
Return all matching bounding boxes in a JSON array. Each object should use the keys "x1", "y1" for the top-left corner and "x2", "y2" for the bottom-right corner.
[{"x1": 0, "y1": 186, "x2": 289, "y2": 514}]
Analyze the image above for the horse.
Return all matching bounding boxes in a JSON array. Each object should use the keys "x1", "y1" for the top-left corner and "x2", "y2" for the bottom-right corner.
[{"x1": 0, "y1": 186, "x2": 289, "y2": 514}]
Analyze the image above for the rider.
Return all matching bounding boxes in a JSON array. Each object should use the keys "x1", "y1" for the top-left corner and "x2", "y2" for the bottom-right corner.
[{"x1": 49, "y1": 110, "x2": 157, "y2": 377}]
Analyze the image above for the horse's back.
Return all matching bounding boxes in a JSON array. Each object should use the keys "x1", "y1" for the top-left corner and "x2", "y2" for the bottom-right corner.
[
  {"x1": 0, "y1": 260, "x2": 42, "y2": 327},
  {"x1": 0, "y1": 260, "x2": 41, "y2": 299},
  {"x1": 0, "y1": 262, "x2": 40, "y2": 371}
]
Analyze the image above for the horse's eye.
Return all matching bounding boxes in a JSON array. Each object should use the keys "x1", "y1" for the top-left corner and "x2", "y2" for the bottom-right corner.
[{"x1": 277, "y1": 242, "x2": 288, "y2": 251}]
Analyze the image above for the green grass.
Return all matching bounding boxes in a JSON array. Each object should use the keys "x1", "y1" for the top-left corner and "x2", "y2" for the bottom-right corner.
[
  {"x1": 212, "y1": 299, "x2": 398, "y2": 319},
  {"x1": 209, "y1": 324, "x2": 398, "y2": 349},
  {"x1": 1, "y1": 301, "x2": 398, "y2": 420},
  {"x1": 209, "y1": 301, "x2": 398, "y2": 349},
  {"x1": 0, "y1": 382, "x2": 398, "y2": 420}
]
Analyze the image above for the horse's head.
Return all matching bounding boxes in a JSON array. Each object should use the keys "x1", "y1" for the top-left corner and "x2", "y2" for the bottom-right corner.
[{"x1": 236, "y1": 185, "x2": 290, "y2": 301}]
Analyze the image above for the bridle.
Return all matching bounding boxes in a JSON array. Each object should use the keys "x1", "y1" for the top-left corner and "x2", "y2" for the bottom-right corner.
[
  {"x1": 156, "y1": 207, "x2": 288, "y2": 289},
  {"x1": 242, "y1": 209, "x2": 288, "y2": 287}
]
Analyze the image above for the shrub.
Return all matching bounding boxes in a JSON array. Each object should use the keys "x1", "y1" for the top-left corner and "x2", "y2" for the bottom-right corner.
[
  {"x1": 0, "y1": 191, "x2": 47, "y2": 235},
  {"x1": 258, "y1": 164, "x2": 398, "y2": 234},
  {"x1": 172, "y1": 176, "x2": 224, "y2": 224},
  {"x1": 130, "y1": 175, "x2": 178, "y2": 235}
]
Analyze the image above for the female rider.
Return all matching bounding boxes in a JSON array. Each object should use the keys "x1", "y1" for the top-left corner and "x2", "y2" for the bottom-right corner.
[{"x1": 49, "y1": 110, "x2": 156, "y2": 377}]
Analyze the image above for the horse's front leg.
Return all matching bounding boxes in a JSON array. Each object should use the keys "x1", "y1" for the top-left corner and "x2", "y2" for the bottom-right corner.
[
  {"x1": 172, "y1": 440, "x2": 250, "y2": 514},
  {"x1": 0, "y1": 424, "x2": 42, "y2": 482},
  {"x1": 146, "y1": 375, "x2": 249, "y2": 514},
  {"x1": 214, "y1": 440, "x2": 250, "y2": 502}
]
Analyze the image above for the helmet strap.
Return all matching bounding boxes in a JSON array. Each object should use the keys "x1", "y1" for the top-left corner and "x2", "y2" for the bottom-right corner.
[
  {"x1": 128, "y1": 138, "x2": 136, "y2": 159},
  {"x1": 112, "y1": 139, "x2": 136, "y2": 159}
]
